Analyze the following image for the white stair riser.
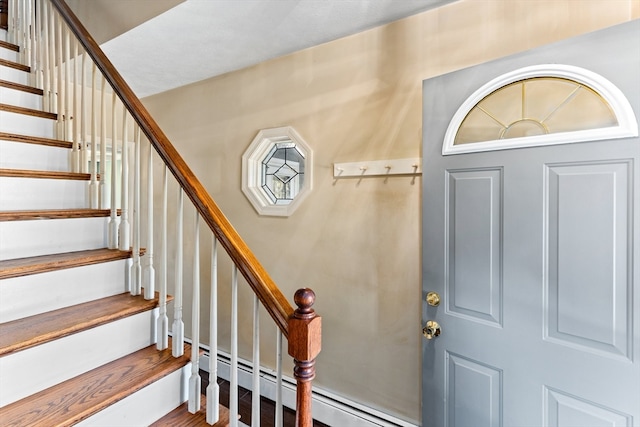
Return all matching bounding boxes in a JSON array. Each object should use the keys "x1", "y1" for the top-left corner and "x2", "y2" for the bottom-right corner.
[
  {"x1": 0, "y1": 176, "x2": 88, "y2": 210},
  {"x1": 76, "y1": 364, "x2": 190, "y2": 427},
  {"x1": 0, "y1": 86, "x2": 43, "y2": 110},
  {"x1": 0, "y1": 110, "x2": 56, "y2": 139},
  {"x1": 0, "y1": 216, "x2": 108, "y2": 260},
  {"x1": 0, "y1": 109, "x2": 56, "y2": 139},
  {"x1": 0, "y1": 140, "x2": 70, "y2": 171},
  {"x1": 0, "y1": 67, "x2": 29, "y2": 85},
  {"x1": 0, "y1": 308, "x2": 158, "y2": 407},
  {"x1": 0, "y1": 260, "x2": 127, "y2": 323},
  {"x1": 1, "y1": 30, "x2": 7, "y2": 42},
  {"x1": 0, "y1": 48, "x2": 19, "y2": 63}
]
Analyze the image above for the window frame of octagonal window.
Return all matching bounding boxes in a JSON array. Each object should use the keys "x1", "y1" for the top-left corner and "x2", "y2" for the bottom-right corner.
[{"x1": 242, "y1": 126, "x2": 313, "y2": 217}]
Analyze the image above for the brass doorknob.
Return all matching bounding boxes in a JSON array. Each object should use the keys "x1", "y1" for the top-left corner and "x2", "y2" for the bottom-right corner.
[
  {"x1": 426, "y1": 291, "x2": 440, "y2": 306},
  {"x1": 423, "y1": 320, "x2": 441, "y2": 339}
]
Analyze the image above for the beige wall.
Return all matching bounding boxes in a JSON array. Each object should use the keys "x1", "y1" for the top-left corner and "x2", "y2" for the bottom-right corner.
[{"x1": 141, "y1": 1, "x2": 639, "y2": 423}]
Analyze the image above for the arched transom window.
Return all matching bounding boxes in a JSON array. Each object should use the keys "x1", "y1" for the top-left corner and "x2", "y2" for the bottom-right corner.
[{"x1": 443, "y1": 65, "x2": 638, "y2": 155}]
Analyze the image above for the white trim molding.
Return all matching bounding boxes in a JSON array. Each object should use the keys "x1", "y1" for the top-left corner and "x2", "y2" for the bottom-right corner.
[
  {"x1": 242, "y1": 126, "x2": 313, "y2": 217},
  {"x1": 442, "y1": 64, "x2": 639, "y2": 155}
]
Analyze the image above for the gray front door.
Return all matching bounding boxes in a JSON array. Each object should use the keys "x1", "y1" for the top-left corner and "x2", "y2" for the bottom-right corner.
[{"x1": 422, "y1": 21, "x2": 640, "y2": 426}]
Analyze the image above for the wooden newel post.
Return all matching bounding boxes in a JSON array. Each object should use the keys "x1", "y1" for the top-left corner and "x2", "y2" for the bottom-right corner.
[{"x1": 288, "y1": 288, "x2": 322, "y2": 427}]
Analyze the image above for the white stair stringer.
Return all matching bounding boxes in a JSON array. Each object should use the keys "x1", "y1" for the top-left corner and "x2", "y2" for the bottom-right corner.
[
  {"x1": 0, "y1": 176, "x2": 88, "y2": 210},
  {"x1": 0, "y1": 139, "x2": 71, "y2": 171},
  {"x1": 0, "y1": 216, "x2": 108, "y2": 260},
  {"x1": 0, "y1": 86, "x2": 43, "y2": 110},
  {"x1": 0, "y1": 110, "x2": 56, "y2": 139},
  {"x1": 0, "y1": 67, "x2": 29, "y2": 85},
  {"x1": 0, "y1": 308, "x2": 157, "y2": 407},
  {"x1": 0, "y1": 259, "x2": 127, "y2": 323},
  {"x1": 76, "y1": 363, "x2": 190, "y2": 427}
]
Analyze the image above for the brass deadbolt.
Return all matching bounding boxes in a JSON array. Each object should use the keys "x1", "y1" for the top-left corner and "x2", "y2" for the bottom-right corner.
[{"x1": 426, "y1": 291, "x2": 441, "y2": 307}]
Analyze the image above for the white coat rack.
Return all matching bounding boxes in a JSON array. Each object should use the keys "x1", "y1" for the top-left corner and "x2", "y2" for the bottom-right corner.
[{"x1": 333, "y1": 158, "x2": 422, "y2": 178}]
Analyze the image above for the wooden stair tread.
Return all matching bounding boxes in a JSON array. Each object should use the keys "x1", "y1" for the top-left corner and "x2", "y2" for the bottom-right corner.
[
  {"x1": 0, "y1": 103, "x2": 57, "y2": 120},
  {"x1": 0, "y1": 40, "x2": 20, "y2": 52},
  {"x1": 0, "y1": 79, "x2": 43, "y2": 95},
  {"x1": 0, "y1": 248, "x2": 133, "y2": 280},
  {"x1": 0, "y1": 292, "x2": 159, "y2": 356},
  {"x1": 0, "y1": 342, "x2": 193, "y2": 427},
  {"x1": 0, "y1": 57, "x2": 30, "y2": 72},
  {"x1": 151, "y1": 395, "x2": 233, "y2": 427},
  {"x1": 0, "y1": 167, "x2": 90, "y2": 180},
  {"x1": 0, "y1": 208, "x2": 116, "y2": 221},
  {"x1": 0, "y1": 132, "x2": 72, "y2": 148}
]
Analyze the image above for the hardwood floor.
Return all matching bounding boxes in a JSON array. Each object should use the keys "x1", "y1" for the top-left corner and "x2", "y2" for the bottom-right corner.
[{"x1": 201, "y1": 371, "x2": 330, "y2": 427}]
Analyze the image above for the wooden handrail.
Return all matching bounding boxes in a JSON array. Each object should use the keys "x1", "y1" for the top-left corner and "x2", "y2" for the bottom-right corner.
[{"x1": 49, "y1": 0, "x2": 294, "y2": 335}]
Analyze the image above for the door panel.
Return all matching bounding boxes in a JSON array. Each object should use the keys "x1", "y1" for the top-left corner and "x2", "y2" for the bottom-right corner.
[
  {"x1": 422, "y1": 20, "x2": 640, "y2": 427},
  {"x1": 446, "y1": 168, "x2": 503, "y2": 326},
  {"x1": 545, "y1": 387, "x2": 632, "y2": 426},
  {"x1": 545, "y1": 160, "x2": 632, "y2": 359},
  {"x1": 446, "y1": 353, "x2": 502, "y2": 427}
]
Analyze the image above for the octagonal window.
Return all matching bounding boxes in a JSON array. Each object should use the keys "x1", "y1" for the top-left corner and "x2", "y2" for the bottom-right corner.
[{"x1": 242, "y1": 127, "x2": 313, "y2": 216}]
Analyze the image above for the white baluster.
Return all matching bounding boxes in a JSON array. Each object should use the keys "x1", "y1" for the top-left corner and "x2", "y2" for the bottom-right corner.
[
  {"x1": 80, "y1": 49, "x2": 87, "y2": 173},
  {"x1": 99, "y1": 76, "x2": 107, "y2": 208},
  {"x1": 14, "y1": 0, "x2": 20, "y2": 57},
  {"x1": 32, "y1": 0, "x2": 38, "y2": 84},
  {"x1": 64, "y1": 26, "x2": 72, "y2": 145},
  {"x1": 108, "y1": 91, "x2": 119, "y2": 249},
  {"x1": 16, "y1": 0, "x2": 21, "y2": 45},
  {"x1": 275, "y1": 331, "x2": 283, "y2": 427},
  {"x1": 230, "y1": 265, "x2": 239, "y2": 427},
  {"x1": 55, "y1": 12, "x2": 63, "y2": 138},
  {"x1": 157, "y1": 165, "x2": 169, "y2": 350},
  {"x1": 24, "y1": 0, "x2": 31, "y2": 70},
  {"x1": 34, "y1": 0, "x2": 42, "y2": 89},
  {"x1": 206, "y1": 236, "x2": 220, "y2": 425},
  {"x1": 144, "y1": 139, "x2": 156, "y2": 300},
  {"x1": 47, "y1": 4, "x2": 56, "y2": 113},
  {"x1": 122, "y1": 117, "x2": 134, "y2": 295},
  {"x1": 130, "y1": 126, "x2": 142, "y2": 296},
  {"x1": 90, "y1": 63, "x2": 99, "y2": 208},
  {"x1": 119, "y1": 112, "x2": 130, "y2": 251},
  {"x1": 41, "y1": 0, "x2": 50, "y2": 110},
  {"x1": 72, "y1": 37, "x2": 78, "y2": 172},
  {"x1": 172, "y1": 188, "x2": 185, "y2": 357},
  {"x1": 30, "y1": 0, "x2": 36, "y2": 80},
  {"x1": 189, "y1": 213, "x2": 202, "y2": 413},
  {"x1": 252, "y1": 294, "x2": 261, "y2": 427},
  {"x1": 23, "y1": 1, "x2": 28, "y2": 55},
  {"x1": 7, "y1": 0, "x2": 15, "y2": 44}
]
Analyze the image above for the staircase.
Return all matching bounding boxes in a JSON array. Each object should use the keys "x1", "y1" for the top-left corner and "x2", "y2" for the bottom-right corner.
[
  {"x1": 0, "y1": 25, "x2": 229, "y2": 426},
  {"x1": 0, "y1": 1, "x2": 321, "y2": 425}
]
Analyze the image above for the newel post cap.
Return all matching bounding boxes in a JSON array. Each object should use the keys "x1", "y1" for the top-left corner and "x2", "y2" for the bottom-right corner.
[{"x1": 288, "y1": 288, "x2": 322, "y2": 362}]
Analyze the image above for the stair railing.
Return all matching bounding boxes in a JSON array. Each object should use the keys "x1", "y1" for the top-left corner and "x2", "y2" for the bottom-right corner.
[{"x1": 7, "y1": 1, "x2": 321, "y2": 425}]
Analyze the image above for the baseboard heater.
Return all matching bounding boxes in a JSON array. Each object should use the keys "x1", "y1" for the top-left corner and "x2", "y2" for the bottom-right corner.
[{"x1": 200, "y1": 350, "x2": 417, "y2": 427}]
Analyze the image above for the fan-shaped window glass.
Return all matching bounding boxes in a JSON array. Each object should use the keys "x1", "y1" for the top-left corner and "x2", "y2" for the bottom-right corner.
[
  {"x1": 443, "y1": 65, "x2": 638, "y2": 155},
  {"x1": 455, "y1": 77, "x2": 616, "y2": 145}
]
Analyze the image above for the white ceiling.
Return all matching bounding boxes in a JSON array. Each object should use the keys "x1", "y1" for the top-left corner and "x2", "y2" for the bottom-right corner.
[{"x1": 101, "y1": 0, "x2": 455, "y2": 98}]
